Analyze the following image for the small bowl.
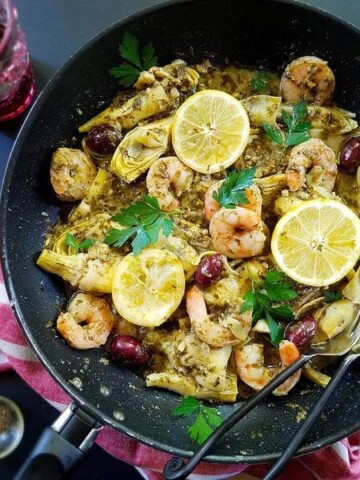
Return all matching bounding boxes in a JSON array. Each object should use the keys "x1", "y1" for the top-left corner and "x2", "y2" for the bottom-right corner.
[{"x1": 0, "y1": 396, "x2": 24, "y2": 458}]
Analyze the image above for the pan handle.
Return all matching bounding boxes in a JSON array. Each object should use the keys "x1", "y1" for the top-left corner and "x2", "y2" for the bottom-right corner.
[{"x1": 14, "y1": 402, "x2": 102, "y2": 480}]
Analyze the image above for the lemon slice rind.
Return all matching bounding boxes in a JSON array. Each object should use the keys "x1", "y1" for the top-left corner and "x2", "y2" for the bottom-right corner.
[
  {"x1": 112, "y1": 248, "x2": 185, "y2": 327},
  {"x1": 172, "y1": 90, "x2": 250, "y2": 174},
  {"x1": 271, "y1": 200, "x2": 360, "y2": 287}
]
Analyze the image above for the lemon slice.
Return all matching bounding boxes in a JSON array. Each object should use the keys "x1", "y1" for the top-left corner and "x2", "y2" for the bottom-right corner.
[
  {"x1": 271, "y1": 200, "x2": 360, "y2": 287},
  {"x1": 172, "y1": 90, "x2": 250, "y2": 173},
  {"x1": 112, "y1": 248, "x2": 185, "y2": 327}
]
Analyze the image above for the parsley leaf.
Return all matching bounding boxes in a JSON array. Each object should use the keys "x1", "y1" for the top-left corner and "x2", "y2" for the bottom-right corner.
[
  {"x1": 109, "y1": 64, "x2": 142, "y2": 88},
  {"x1": 263, "y1": 124, "x2": 284, "y2": 146},
  {"x1": 240, "y1": 270, "x2": 297, "y2": 346},
  {"x1": 212, "y1": 168, "x2": 256, "y2": 209},
  {"x1": 263, "y1": 101, "x2": 311, "y2": 148},
  {"x1": 264, "y1": 270, "x2": 297, "y2": 302},
  {"x1": 104, "y1": 195, "x2": 175, "y2": 255},
  {"x1": 172, "y1": 396, "x2": 199, "y2": 417},
  {"x1": 324, "y1": 291, "x2": 343, "y2": 303},
  {"x1": 104, "y1": 227, "x2": 138, "y2": 249},
  {"x1": 65, "y1": 232, "x2": 79, "y2": 251},
  {"x1": 110, "y1": 33, "x2": 157, "y2": 87},
  {"x1": 65, "y1": 233, "x2": 95, "y2": 253},
  {"x1": 266, "y1": 311, "x2": 285, "y2": 347},
  {"x1": 78, "y1": 239, "x2": 96, "y2": 251},
  {"x1": 142, "y1": 42, "x2": 158, "y2": 70},
  {"x1": 250, "y1": 71, "x2": 270, "y2": 93},
  {"x1": 118, "y1": 32, "x2": 141, "y2": 68},
  {"x1": 173, "y1": 396, "x2": 222, "y2": 445}
]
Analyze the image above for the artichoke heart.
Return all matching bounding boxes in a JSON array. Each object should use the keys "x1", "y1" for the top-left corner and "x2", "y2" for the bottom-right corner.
[
  {"x1": 343, "y1": 266, "x2": 360, "y2": 304},
  {"x1": 37, "y1": 243, "x2": 121, "y2": 293},
  {"x1": 242, "y1": 95, "x2": 282, "y2": 127},
  {"x1": 318, "y1": 298, "x2": 358, "y2": 339},
  {"x1": 79, "y1": 84, "x2": 173, "y2": 132},
  {"x1": 145, "y1": 331, "x2": 237, "y2": 402},
  {"x1": 69, "y1": 169, "x2": 113, "y2": 221},
  {"x1": 134, "y1": 60, "x2": 199, "y2": 91},
  {"x1": 156, "y1": 235, "x2": 199, "y2": 280},
  {"x1": 281, "y1": 104, "x2": 358, "y2": 136},
  {"x1": 51, "y1": 213, "x2": 112, "y2": 255},
  {"x1": 110, "y1": 116, "x2": 173, "y2": 182}
]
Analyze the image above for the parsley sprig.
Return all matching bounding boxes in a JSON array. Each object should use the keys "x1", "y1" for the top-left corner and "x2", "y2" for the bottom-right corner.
[
  {"x1": 109, "y1": 33, "x2": 157, "y2": 87},
  {"x1": 212, "y1": 168, "x2": 256, "y2": 209},
  {"x1": 173, "y1": 396, "x2": 222, "y2": 445},
  {"x1": 324, "y1": 291, "x2": 343, "y2": 303},
  {"x1": 263, "y1": 101, "x2": 311, "y2": 148},
  {"x1": 240, "y1": 270, "x2": 297, "y2": 346},
  {"x1": 104, "y1": 195, "x2": 174, "y2": 255},
  {"x1": 65, "y1": 233, "x2": 95, "y2": 253},
  {"x1": 250, "y1": 71, "x2": 270, "y2": 93}
]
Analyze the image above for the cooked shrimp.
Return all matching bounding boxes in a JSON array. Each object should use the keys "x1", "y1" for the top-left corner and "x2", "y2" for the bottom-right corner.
[
  {"x1": 186, "y1": 285, "x2": 252, "y2": 347},
  {"x1": 234, "y1": 340, "x2": 301, "y2": 396},
  {"x1": 286, "y1": 138, "x2": 337, "y2": 192},
  {"x1": 146, "y1": 156, "x2": 194, "y2": 212},
  {"x1": 50, "y1": 148, "x2": 97, "y2": 201},
  {"x1": 204, "y1": 182, "x2": 262, "y2": 221},
  {"x1": 280, "y1": 56, "x2": 335, "y2": 106},
  {"x1": 56, "y1": 292, "x2": 115, "y2": 349},
  {"x1": 209, "y1": 207, "x2": 266, "y2": 259}
]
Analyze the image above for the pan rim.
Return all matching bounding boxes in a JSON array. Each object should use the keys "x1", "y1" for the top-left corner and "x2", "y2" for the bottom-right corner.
[{"x1": 1, "y1": 0, "x2": 360, "y2": 463}]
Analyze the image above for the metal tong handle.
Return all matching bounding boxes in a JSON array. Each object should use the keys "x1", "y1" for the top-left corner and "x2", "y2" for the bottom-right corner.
[
  {"x1": 263, "y1": 351, "x2": 359, "y2": 480},
  {"x1": 163, "y1": 354, "x2": 311, "y2": 480}
]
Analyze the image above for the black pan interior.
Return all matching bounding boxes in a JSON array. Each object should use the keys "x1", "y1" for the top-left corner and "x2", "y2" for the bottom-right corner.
[{"x1": 2, "y1": 0, "x2": 360, "y2": 463}]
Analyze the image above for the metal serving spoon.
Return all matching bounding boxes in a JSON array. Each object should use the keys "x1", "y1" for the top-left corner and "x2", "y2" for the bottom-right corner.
[
  {"x1": 163, "y1": 309, "x2": 360, "y2": 480},
  {"x1": 263, "y1": 339, "x2": 360, "y2": 479}
]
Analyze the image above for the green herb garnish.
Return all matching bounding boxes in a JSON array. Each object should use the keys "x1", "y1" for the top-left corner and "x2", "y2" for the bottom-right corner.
[
  {"x1": 109, "y1": 33, "x2": 157, "y2": 87},
  {"x1": 173, "y1": 396, "x2": 222, "y2": 445},
  {"x1": 324, "y1": 291, "x2": 343, "y2": 303},
  {"x1": 65, "y1": 233, "x2": 95, "y2": 252},
  {"x1": 263, "y1": 101, "x2": 311, "y2": 148},
  {"x1": 250, "y1": 71, "x2": 270, "y2": 93},
  {"x1": 240, "y1": 270, "x2": 297, "y2": 346},
  {"x1": 212, "y1": 168, "x2": 256, "y2": 209},
  {"x1": 104, "y1": 195, "x2": 174, "y2": 255}
]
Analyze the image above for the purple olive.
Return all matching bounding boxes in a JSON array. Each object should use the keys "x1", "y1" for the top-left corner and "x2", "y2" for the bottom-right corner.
[
  {"x1": 339, "y1": 137, "x2": 360, "y2": 174},
  {"x1": 110, "y1": 335, "x2": 149, "y2": 367},
  {"x1": 285, "y1": 316, "x2": 316, "y2": 347},
  {"x1": 194, "y1": 253, "x2": 223, "y2": 288},
  {"x1": 84, "y1": 124, "x2": 122, "y2": 156}
]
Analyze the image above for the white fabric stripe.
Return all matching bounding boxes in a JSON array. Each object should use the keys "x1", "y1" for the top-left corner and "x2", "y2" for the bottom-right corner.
[
  {"x1": 135, "y1": 468, "x2": 151, "y2": 480},
  {"x1": 0, "y1": 283, "x2": 9, "y2": 304},
  {"x1": 0, "y1": 352, "x2": 8, "y2": 365},
  {"x1": 46, "y1": 399, "x2": 68, "y2": 412},
  {"x1": 351, "y1": 446, "x2": 360, "y2": 452},
  {"x1": 0, "y1": 338, "x2": 38, "y2": 362},
  {"x1": 297, "y1": 458, "x2": 324, "y2": 480},
  {"x1": 331, "y1": 442, "x2": 350, "y2": 465}
]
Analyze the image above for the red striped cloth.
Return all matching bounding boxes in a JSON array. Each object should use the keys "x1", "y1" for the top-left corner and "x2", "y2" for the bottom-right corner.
[{"x1": 0, "y1": 269, "x2": 360, "y2": 479}]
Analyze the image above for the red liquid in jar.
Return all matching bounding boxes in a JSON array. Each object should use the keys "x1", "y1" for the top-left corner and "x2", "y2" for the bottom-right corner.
[{"x1": 0, "y1": 1, "x2": 35, "y2": 121}]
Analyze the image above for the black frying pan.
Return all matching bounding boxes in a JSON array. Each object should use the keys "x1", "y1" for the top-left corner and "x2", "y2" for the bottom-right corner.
[{"x1": 2, "y1": 0, "x2": 360, "y2": 477}]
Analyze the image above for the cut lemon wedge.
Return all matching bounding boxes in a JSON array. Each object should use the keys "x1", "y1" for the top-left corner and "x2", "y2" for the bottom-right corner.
[
  {"x1": 271, "y1": 200, "x2": 360, "y2": 287},
  {"x1": 112, "y1": 248, "x2": 185, "y2": 327},
  {"x1": 172, "y1": 90, "x2": 250, "y2": 173}
]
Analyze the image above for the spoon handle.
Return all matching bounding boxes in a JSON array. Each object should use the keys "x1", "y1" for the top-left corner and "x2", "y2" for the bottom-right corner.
[
  {"x1": 263, "y1": 352, "x2": 359, "y2": 480},
  {"x1": 163, "y1": 354, "x2": 311, "y2": 480}
]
